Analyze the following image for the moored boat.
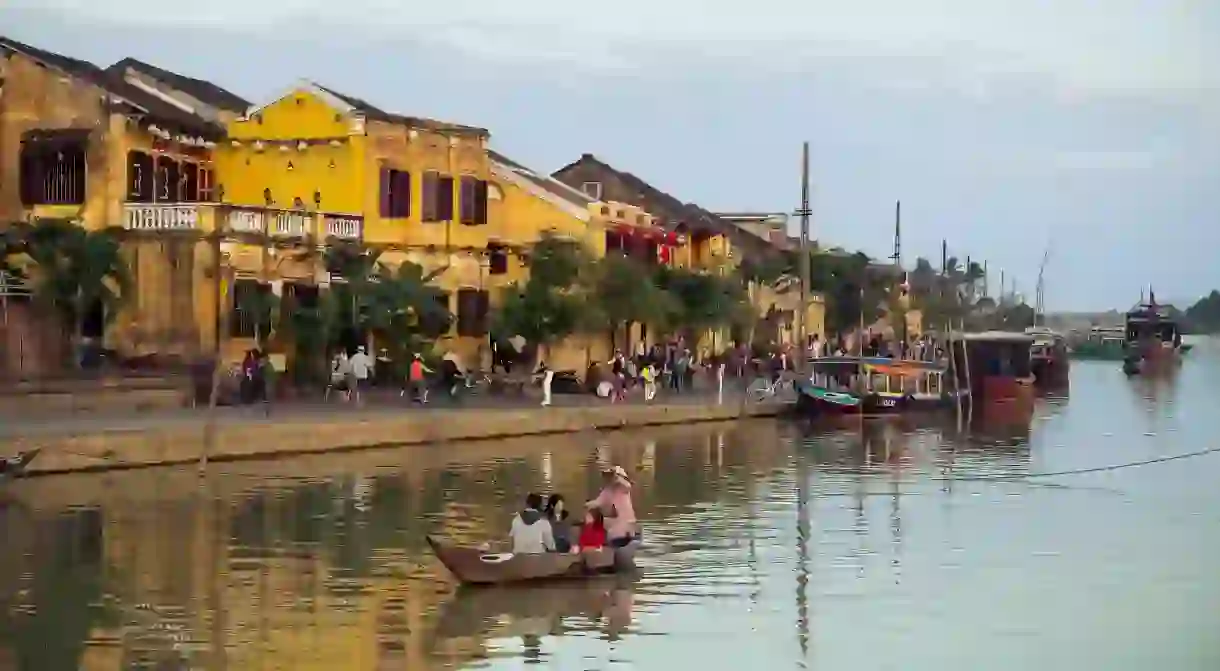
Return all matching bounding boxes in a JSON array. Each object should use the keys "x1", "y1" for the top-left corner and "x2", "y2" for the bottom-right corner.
[
  {"x1": 795, "y1": 356, "x2": 967, "y2": 417},
  {"x1": 427, "y1": 535, "x2": 636, "y2": 586},
  {"x1": 953, "y1": 332, "x2": 1036, "y2": 403},
  {"x1": 1069, "y1": 326, "x2": 1127, "y2": 360},
  {"x1": 1026, "y1": 327, "x2": 1070, "y2": 390},
  {"x1": 1123, "y1": 297, "x2": 1185, "y2": 373}
]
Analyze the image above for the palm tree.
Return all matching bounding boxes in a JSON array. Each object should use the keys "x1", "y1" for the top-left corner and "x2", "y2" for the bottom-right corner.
[{"x1": 6, "y1": 219, "x2": 132, "y2": 365}]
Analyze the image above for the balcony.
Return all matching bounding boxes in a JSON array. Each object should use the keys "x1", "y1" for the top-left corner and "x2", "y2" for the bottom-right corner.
[
  {"x1": 123, "y1": 204, "x2": 204, "y2": 232},
  {"x1": 121, "y1": 203, "x2": 363, "y2": 242},
  {"x1": 224, "y1": 207, "x2": 363, "y2": 242}
]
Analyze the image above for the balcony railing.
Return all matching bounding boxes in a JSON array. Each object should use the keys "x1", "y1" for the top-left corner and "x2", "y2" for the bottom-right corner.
[
  {"x1": 123, "y1": 204, "x2": 201, "y2": 231},
  {"x1": 120, "y1": 203, "x2": 363, "y2": 242}
]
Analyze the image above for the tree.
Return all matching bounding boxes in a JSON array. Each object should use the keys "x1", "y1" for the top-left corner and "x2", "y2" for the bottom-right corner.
[
  {"x1": 654, "y1": 264, "x2": 748, "y2": 346},
  {"x1": 589, "y1": 254, "x2": 675, "y2": 350},
  {"x1": 1184, "y1": 290, "x2": 1220, "y2": 333},
  {"x1": 5, "y1": 219, "x2": 132, "y2": 363},
  {"x1": 807, "y1": 251, "x2": 887, "y2": 335},
  {"x1": 494, "y1": 233, "x2": 594, "y2": 363}
]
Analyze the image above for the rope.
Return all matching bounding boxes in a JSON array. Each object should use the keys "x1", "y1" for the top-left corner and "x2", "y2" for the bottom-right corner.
[{"x1": 947, "y1": 447, "x2": 1220, "y2": 482}]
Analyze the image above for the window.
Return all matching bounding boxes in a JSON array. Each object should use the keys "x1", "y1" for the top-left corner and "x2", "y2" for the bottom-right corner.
[
  {"x1": 125, "y1": 151, "x2": 154, "y2": 202},
  {"x1": 19, "y1": 138, "x2": 87, "y2": 206},
  {"x1": 581, "y1": 181, "x2": 602, "y2": 200},
  {"x1": 182, "y1": 162, "x2": 199, "y2": 203},
  {"x1": 199, "y1": 167, "x2": 214, "y2": 202},
  {"x1": 487, "y1": 244, "x2": 508, "y2": 275},
  {"x1": 455, "y1": 288, "x2": 489, "y2": 337},
  {"x1": 459, "y1": 176, "x2": 488, "y2": 226},
  {"x1": 378, "y1": 167, "x2": 411, "y2": 218},
  {"x1": 422, "y1": 291, "x2": 452, "y2": 338},
  {"x1": 230, "y1": 279, "x2": 273, "y2": 339},
  {"x1": 422, "y1": 171, "x2": 455, "y2": 222},
  {"x1": 155, "y1": 155, "x2": 179, "y2": 202}
]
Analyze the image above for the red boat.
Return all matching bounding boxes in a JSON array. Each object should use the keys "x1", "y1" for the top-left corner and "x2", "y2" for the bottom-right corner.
[{"x1": 952, "y1": 332, "x2": 1036, "y2": 405}]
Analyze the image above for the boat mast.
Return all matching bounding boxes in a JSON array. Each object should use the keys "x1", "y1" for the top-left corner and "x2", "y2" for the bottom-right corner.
[
  {"x1": 1034, "y1": 247, "x2": 1050, "y2": 327},
  {"x1": 797, "y1": 141, "x2": 812, "y2": 367}
]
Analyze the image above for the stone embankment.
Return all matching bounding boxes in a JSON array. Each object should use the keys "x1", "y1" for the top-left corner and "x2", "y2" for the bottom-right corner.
[{"x1": 3, "y1": 397, "x2": 782, "y2": 475}]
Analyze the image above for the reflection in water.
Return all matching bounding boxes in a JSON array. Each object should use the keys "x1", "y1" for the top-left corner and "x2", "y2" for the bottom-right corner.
[{"x1": 2, "y1": 355, "x2": 1220, "y2": 669}]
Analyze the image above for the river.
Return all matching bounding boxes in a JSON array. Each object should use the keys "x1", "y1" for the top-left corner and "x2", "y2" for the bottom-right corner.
[{"x1": 1, "y1": 348, "x2": 1218, "y2": 670}]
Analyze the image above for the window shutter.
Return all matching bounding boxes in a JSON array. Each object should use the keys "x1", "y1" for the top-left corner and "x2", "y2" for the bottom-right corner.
[
  {"x1": 378, "y1": 167, "x2": 392, "y2": 218},
  {"x1": 422, "y1": 172, "x2": 438, "y2": 222},
  {"x1": 438, "y1": 176, "x2": 455, "y2": 221},
  {"x1": 394, "y1": 170, "x2": 412, "y2": 218},
  {"x1": 475, "y1": 180, "x2": 489, "y2": 226},
  {"x1": 459, "y1": 176, "x2": 476, "y2": 225}
]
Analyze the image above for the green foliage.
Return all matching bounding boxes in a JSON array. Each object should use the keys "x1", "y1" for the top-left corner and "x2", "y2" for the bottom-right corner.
[
  {"x1": 3, "y1": 218, "x2": 132, "y2": 342},
  {"x1": 589, "y1": 254, "x2": 677, "y2": 344},
  {"x1": 806, "y1": 251, "x2": 888, "y2": 334},
  {"x1": 494, "y1": 233, "x2": 592, "y2": 356},
  {"x1": 1184, "y1": 290, "x2": 1220, "y2": 333},
  {"x1": 653, "y1": 264, "x2": 747, "y2": 340}
]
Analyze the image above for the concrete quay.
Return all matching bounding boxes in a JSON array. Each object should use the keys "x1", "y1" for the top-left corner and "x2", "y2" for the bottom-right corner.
[{"x1": 1, "y1": 393, "x2": 783, "y2": 475}]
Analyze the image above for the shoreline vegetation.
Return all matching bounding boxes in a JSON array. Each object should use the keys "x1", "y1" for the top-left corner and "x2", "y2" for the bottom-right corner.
[{"x1": 2, "y1": 218, "x2": 1035, "y2": 383}]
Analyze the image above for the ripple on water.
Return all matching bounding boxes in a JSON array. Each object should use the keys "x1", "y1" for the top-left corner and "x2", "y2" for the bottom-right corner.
[{"x1": 3, "y1": 358, "x2": 1220, "y2": 669}]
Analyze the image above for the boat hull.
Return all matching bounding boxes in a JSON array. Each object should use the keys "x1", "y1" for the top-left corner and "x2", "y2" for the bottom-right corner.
[
  {"x1": 1031, "y1": 354, "x2": 1070, "y2": 390},
  {"x1": 794, "y1": 380, "x2": 960, "y2": 417},
  {"x1": 0, "y1": 448, "x2": 41, "y2": 484},
  {"x1": 427, "y1": 536, "x2": 635, "y2": 586}
]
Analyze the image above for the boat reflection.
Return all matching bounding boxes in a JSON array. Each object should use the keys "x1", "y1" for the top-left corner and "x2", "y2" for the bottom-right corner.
[{"x1": 429, "y1": 575, "x2": 638, "y2": 645}]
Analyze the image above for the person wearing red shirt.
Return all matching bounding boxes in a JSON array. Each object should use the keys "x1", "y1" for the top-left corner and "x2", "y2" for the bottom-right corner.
[{"x1": 576, "y1": 508, "x2": 608, "y2": 551}]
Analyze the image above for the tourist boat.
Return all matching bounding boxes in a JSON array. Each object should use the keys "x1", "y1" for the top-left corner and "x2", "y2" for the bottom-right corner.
[
  {"x1": 1026, "y1": 326, "x2": 1070, "y2": 390},
  {"x1": 0, "y1": 448, "x2": 40, "y2": 484},
  {"x1": 1068, "y1": 326, "x2": 1127, "y2": 360},
  {"x1": 427, "y1": 535, "x2": 638, "y2": 586},
  {"x1": 952, "y1": 331, "x2": 1036, "y2": 403},
  {"x1": 794, "y1": 356, "x2": 967, "y2": 416},
  {"x1": 1123, "y1": 297, "x2": 1187, "y2": 374}
]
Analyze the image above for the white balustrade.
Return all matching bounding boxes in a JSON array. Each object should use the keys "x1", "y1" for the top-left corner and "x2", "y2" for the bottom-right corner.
[
  {"x1": 123, "y1": 204, "x2": 199, "y2": 231},
  {"x1": 227, "y1": 209, "x2": 265, "y2": 234},
  {"x1": 324, "y1": 215, "x2": 362, "y2": 240},
  {"x1": 271, "y1": 212, "x2": 312, "y2": 238}
]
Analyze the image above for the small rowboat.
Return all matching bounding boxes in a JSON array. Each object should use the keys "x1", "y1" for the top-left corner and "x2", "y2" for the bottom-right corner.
[
  {"x1": 0, "y1": 448, "x2": 41, "y2": 484},
  {"x1": 427, "y1": 535, "x2": 638, "y2": 586}
]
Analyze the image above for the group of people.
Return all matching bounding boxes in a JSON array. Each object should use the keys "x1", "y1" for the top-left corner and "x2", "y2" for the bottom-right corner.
[{"x1": 509, "y1": 465, "x2": 638, "y2": 555}]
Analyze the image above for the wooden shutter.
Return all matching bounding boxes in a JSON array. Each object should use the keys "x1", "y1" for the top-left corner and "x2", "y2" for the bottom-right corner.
[
  {"x1": 438, "y1": 176, "x2": 455, "y2": 221},
  {"x1": 474, "y1": 180, "x2": 489, "y2": 226},
  {"x1": 392, "y1": 170, "x2": 411, "y2": 218},
  {"x1": 378, "y1": 167, "x2": 392, "y2": 218},
  {"x1": 459, "y1": 176, "x2": 476, "y2": 225},
  {"x1": 421, "y1": 172, "x2": 438, "y2": 222}
]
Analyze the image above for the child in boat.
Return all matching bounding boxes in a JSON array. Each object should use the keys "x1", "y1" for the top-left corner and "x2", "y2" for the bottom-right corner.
[
  {"x1": 574, "y1": 508, "x2": 608, "y2": 551},
  {"x1": 545, "y1": 494, "x2": 573, "y2": 553}
]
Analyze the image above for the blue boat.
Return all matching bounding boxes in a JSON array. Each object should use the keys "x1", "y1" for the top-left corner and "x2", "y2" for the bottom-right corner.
[{"x1": 795, "y1": 357, "x2": 966, "y2": 417}]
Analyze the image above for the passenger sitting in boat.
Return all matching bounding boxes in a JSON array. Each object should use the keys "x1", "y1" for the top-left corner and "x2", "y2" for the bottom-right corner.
[
  {"x1": 545, "y1": 494, "x2": 573, "y2": 553},
  {"x1": 575, "y1": 508, "x2": 608, "y2": 551},
  {"x1": 510, "y1": 492, "x2": 555, "y2": 554}
]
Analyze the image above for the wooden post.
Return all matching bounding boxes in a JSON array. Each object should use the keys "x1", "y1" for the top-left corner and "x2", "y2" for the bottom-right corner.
[
  {"x1": 961, "y1": 318, "x2": 973, "y2": 424},
  {"x1": 203, "y1": 200, "x2": 230, "y2": 468}
]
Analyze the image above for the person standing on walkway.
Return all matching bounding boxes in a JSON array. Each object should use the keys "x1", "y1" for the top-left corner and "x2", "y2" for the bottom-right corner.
[
  {"x1": 641, "y1": 362, "x2": 657, "y2": 401},
  {"x1": 405, "y1": 353, "x2": 433, "y2": 404},
  {"x1": 536, "y1": 359, "x2": 554, "y2": 407},
  {"x1": 348, "y1": 346, "x2": 373, "y2": 405}
]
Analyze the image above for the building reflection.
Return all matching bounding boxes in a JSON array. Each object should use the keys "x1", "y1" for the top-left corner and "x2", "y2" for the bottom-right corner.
[{"x1": 0, "y1": 421, "x2": 794, "y2": 670}]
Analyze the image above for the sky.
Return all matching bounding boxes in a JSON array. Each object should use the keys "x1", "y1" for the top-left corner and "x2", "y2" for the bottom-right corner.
[{"x1": 3, "y1": 0, "x2": 1218, "y2": 310}]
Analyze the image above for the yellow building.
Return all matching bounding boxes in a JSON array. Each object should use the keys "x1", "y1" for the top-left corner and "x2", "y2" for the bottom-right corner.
[{"x1": 0, "y1": 37, "x2": 246, "y2": 372}]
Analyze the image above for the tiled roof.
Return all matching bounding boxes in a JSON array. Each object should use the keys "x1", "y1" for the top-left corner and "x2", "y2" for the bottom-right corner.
[
  {"x1": 0, "y1": 36, "x2": 223, "y2": 140},
  {"x1": 313, "y1": 83, "x2": 488, "y2": 136},
  {"x1": 106, "y1": 57, "x2": 251, "y2": 113},
  {"x1": 488, "y1": 149, "x2": 595, "y2": 208}
]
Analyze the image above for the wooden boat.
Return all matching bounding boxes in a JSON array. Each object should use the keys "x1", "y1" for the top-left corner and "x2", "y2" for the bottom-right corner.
[
  {"x1": 795, "y1": 357, "x2": 966, "y2": 417},
  {"x1": 952, "y1": 332, "x2": 1036, "y2": 403},
  {"x1": 1123, "y1": 298, "x2": 1186, "y2": 373},
  {"x1": 1026, "y1": 327, "x2": 1070, "y2": 390},
  {"x1": 427, "y1": 535, "x2": 636, "y2": 586},
  {"x1": 0, "y1": 448, "x2": 41, "y2": 484}
]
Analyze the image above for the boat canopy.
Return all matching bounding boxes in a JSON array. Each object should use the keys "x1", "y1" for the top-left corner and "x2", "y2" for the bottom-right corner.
[
  {"x1": 958, "y1": 331, "x2": 1036, "y2": 344},
  {"x1": 809, "y1": 356, "x2": 946, "y2": 375}
]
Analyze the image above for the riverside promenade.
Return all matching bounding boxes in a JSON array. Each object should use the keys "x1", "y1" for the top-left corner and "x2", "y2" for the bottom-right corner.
[{"x1": 0, "y1": 388, "x2": 784, "y2": 475}]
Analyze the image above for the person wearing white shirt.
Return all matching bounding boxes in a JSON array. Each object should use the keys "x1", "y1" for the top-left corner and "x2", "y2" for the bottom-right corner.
[
  {"x1": 510, "y1": 493, "x2": 555, "y2": 554},
  {"x1": 348, "y1": 346, "x2": 374, "y2": 404}
]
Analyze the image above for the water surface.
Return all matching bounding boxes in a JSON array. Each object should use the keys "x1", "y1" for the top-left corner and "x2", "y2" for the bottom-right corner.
[{"x1": 1, "y1": 349, "x2": 1218, "y2": 670}]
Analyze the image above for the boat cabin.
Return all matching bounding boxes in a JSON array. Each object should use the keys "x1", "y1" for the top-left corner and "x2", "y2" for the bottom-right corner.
[
  {"x1": 810, "y1": 356, "x2": 948, "y2": 397},
  {"x1": 952, "y1": 331, "x2": 1035, "y2": 401},
  {"x1": 1125, "y1": 303, "x2": 1180, "y2": 347}
]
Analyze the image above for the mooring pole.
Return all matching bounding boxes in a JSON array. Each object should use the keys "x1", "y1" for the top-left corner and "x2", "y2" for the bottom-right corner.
[{"x1": 797, "y1": 141, "x2": 812, "y2": 371}]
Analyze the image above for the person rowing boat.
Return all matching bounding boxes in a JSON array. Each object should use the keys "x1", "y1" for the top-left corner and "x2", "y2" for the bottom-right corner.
[{"x1": 585, "y1": 465, "x2": 637, "y2": 548}]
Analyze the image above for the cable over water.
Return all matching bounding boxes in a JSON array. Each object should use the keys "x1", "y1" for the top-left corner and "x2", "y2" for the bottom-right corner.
[{"x1": 946, "y1": 446, "x2": 1220, "y2": 482}]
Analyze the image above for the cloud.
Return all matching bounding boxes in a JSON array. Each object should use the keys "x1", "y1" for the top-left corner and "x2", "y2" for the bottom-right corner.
[{"x1": 6, "y1": 0, "x2": 1217, "y2": 100}]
